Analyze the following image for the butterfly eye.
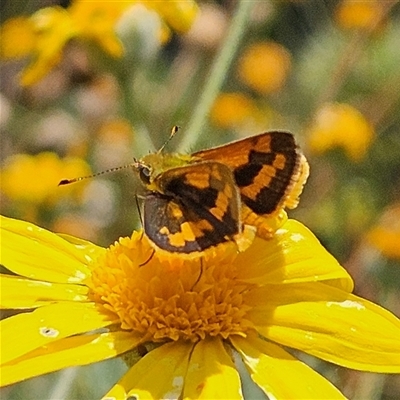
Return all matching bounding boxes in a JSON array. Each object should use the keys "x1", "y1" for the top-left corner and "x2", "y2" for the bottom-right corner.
[{"x1": 139, "y1": 165, "x2": 151, "y2": 185}]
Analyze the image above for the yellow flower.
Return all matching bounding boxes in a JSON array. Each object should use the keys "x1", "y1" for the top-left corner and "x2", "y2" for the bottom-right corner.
[
  {"x1": 6, "y1": 3, "x2": 131, "y2": 86},
  {"x1": 366, "y1": 204, "x2": 400, "y2": 260},
  {"x1": 0, "y1": 152, "x2": 90, "y2": 205},
  {"x1": 0, "y1": 7, "x2": 74, "y2": 86},
  {"x1": 237, "y1": 41, "x2": 291, "y2": 94},
  {"x1": 307, "y1": 102, "x2": 375, "y2": 162},
  {"x1": 0, "y1": 0, "x2": 198, "y2": 85},
  {"x1": 0, "y1": 16, "x2": 36, "y2": 59},
  {"x1": 335, "y1": 0, "x2": 385, "y2": 31},
  {"x1": 1, "y1": 215, "x2": 400, "y2": 398},
  {"x1": 210, "y1": 92, "x2": 267, "y2": 130}
]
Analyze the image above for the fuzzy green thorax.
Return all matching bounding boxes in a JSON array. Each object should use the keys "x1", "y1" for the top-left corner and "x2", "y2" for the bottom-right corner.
[{"x1": 137, "y1": 152, "x2": 198, "y2": 191}]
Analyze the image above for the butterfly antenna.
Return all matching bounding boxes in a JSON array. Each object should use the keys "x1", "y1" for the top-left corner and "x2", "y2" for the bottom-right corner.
[
  {"x1": 157, "y1": 125, "x2": 180, "y2": 154},
  {"x1": 58, "y1": 163, "x2": 137, "y2": 186}
]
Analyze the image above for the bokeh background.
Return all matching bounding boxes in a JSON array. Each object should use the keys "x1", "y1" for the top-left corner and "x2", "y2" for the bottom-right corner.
[{"x1": 1, "y1": 0, "x2": 399, "y2": 399}]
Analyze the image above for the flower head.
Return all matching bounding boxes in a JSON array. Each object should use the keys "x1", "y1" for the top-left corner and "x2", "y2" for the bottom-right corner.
[
  {"x1": 237, "y1": 41, "x2": 291, "y2": 94},
  {"x1": 210, "y1": 92, "x2": 264, "y2": 130},
  {"x1": 335, "y1": 0, "x2": 385, "y2": 31},
  {"x1": 1, "y1": 215, "x2": 400, "y2": 398},
  {"x1": 366, "y1": 204, "x2": 400, "y2": 260},
  {"x1": 307, "y1": 102, "x2": 375, "y2": 162}
]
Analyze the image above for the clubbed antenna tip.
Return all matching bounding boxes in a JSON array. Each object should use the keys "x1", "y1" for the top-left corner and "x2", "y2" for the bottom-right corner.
[{"x1": 58, "y1": 164, "x2": 135, "y2": 186}]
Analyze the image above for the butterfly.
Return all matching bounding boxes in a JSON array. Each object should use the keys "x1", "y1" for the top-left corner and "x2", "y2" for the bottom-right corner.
[{"x1": 131, "y1": 130, "x2": 309, "y2": 253}]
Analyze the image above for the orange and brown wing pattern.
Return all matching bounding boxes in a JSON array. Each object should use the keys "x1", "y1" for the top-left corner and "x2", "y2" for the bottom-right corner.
[
  {"x1": 144, "y1": 161, "x2": 241, "y2": 253},
  {"x1": 194, "y1": 131, "x2": 309, "y2": 233}
]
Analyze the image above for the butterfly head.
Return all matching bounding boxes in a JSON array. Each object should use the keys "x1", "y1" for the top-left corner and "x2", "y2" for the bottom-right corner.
[{"x1": 133, "y1": 159, "x2": 152, "y2": 185}]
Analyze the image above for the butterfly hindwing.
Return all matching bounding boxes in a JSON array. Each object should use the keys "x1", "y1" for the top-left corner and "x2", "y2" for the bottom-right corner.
[{"x1": 143, "y1": 161, "x2": 241, "y2": 253}]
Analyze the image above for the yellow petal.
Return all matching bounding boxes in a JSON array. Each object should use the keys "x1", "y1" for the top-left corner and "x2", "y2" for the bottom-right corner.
[
  {"x1": 1, "y1": 331, "x2": 138, "y2": 387},
  {"x1": 56, "y1": 232, "x2": 104, "y2": 256},
  {"x1": 249, "y1": 282, "x2": 400, "y2": 372},
  {"x1": 0, "y1": 215, "x2": 103, "y2": 283},
  {"x1": 149, "y1": 1, "x2": 199, "y2": 33},
  {"x1": 20, "y1": 51, "x2": 59, "y2": 86},
  {"x1": 231, "y1": 333, "x2": 346, "y2": 399},
  {"x1": 0, "y1": 302, "x2": 116, "y2": 365},
  {"x1": 183, "y1": 338, "x2": 243, "y2": 400},
  {"x1": 236, "y1": 219, "x2": 353, "y2": 292},
  {"x1": 0, "y1": 275, "x2": 88, "y2": 309},
  {"x1": 104, "y1": 341, "x2": 193, "y2": 400},
  {"x1": 94, "y1": 33, "x2": 124, "y2": 58}
]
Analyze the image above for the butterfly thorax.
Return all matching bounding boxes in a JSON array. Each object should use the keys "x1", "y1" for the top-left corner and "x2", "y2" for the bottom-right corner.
[{"x1": 138, "y1": 152, "x2": 199, "y2": 193}]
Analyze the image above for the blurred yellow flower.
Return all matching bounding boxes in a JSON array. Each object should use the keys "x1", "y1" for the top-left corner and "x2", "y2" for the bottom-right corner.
[
  {"x1": 335, "y1": 0, "x2": 385, "y2": 31},
  {"x1": 0, "y1": 17, "x2": 36, "y2": 59},
  {"x1": 0, "y1": 152, "x2": 90, "y2": 205},
  {"x1": 1, "y1": 7, "x2": 72, "y2": 86},
  {"x1": 0, "y1": 3, "x2": 129, "y2": 86},
  {"x1": 2, "y1": 215, "x2": 400, "y2": 398},
  {"x1": 237, "y1": 41, "x2": 291, "y2": 94},
  {"x1": 366, "y1": 204, "x2": 400, "y2": 260},
  {"x1": 96, "y1": 118, "x2": 133, "y2": 143},
  {"x1": 308, "y1": 103, "x2": 375, "y2": 161},
  {"x1": 210, "y1": 92, "x2": 264, "y2": 130},
  {"x1": 0, "y1": 0, "x2": 198, "y2": 86}
]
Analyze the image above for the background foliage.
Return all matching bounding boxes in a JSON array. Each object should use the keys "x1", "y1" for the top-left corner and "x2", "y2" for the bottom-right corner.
[{"x1": 1, "y1": 0, "x2": 399, "y2": 398}]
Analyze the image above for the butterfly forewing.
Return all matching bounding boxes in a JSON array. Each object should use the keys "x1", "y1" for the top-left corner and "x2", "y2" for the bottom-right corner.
[{"x1": 193, "y1": 131, "x2": 307, "y2": 220}]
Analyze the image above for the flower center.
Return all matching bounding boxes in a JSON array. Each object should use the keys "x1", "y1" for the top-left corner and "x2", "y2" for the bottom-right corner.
[{"x1": 88, "y1": 231, "x2": 255, "y2": 342}]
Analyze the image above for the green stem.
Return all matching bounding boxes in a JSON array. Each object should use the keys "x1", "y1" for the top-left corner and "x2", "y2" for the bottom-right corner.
[
  {"x1": 177, "y1": 0, "x2": 253, "y2": 152},
  {"x1": 117, "y1": 67, "x2": 156, "y2": 153}
]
